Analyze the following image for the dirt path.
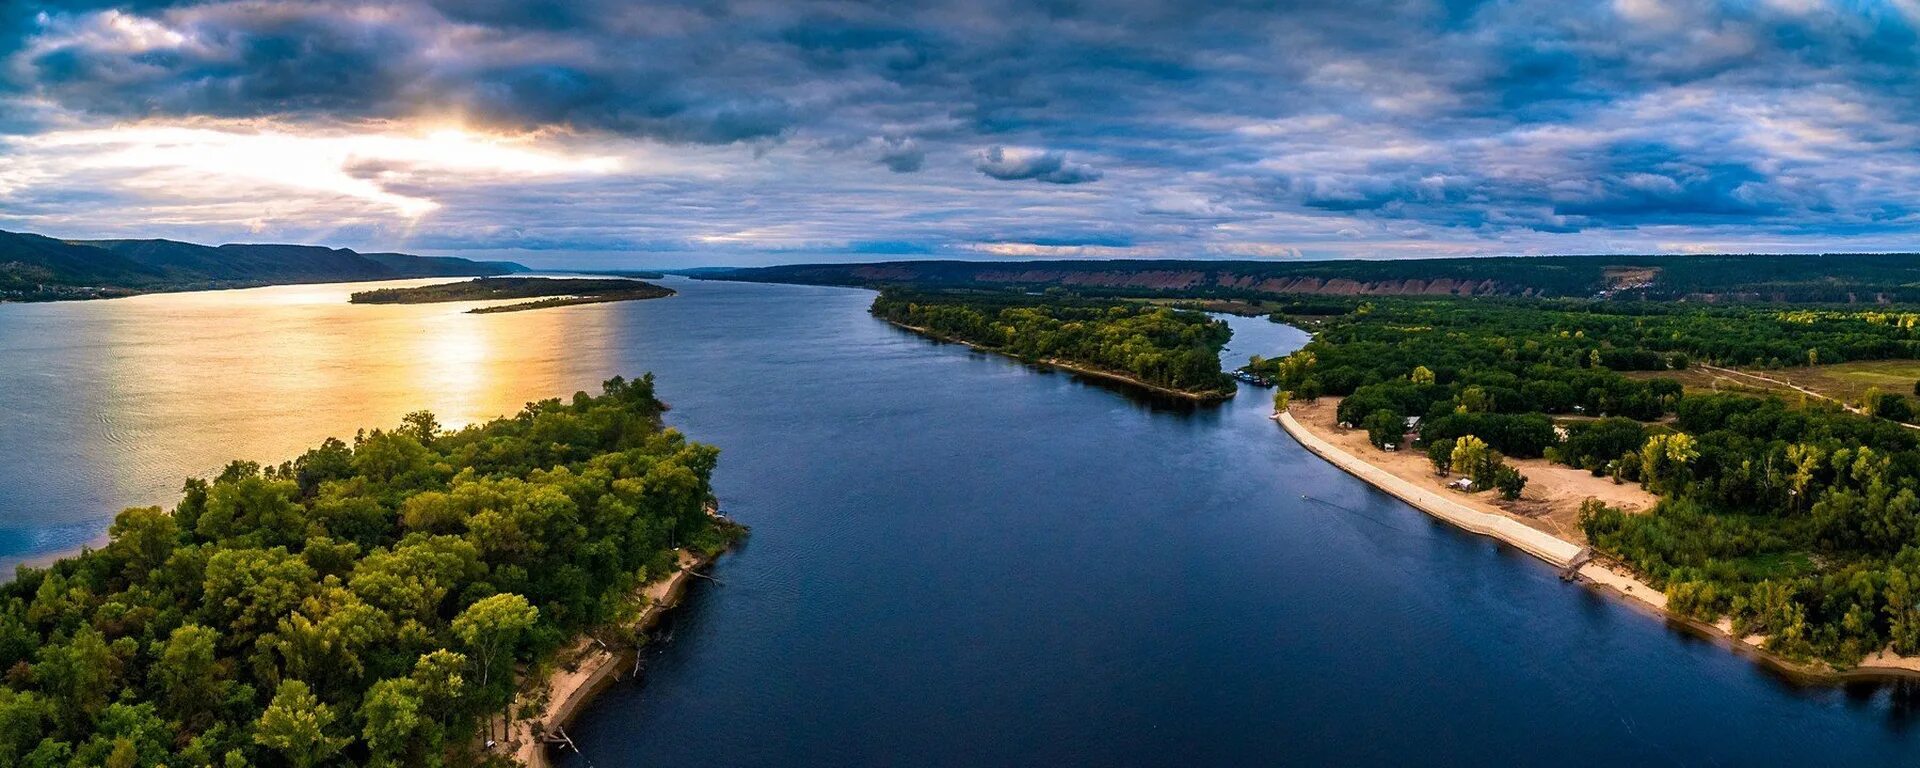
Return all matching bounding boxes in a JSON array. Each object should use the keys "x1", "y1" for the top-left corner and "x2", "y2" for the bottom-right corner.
[{"x1": 1698, "y1": 364, "x2": 1920, "y2": 430}]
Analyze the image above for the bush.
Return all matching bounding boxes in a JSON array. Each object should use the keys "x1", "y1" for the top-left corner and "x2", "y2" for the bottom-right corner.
[{"x1": 1494, "y1": 465, "x2": 1527, "y2": 500}]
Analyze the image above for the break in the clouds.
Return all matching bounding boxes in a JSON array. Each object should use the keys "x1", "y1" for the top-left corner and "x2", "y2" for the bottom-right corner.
[{"x1": 5, "y1": 0, "x2": 1920, "y2": 266}]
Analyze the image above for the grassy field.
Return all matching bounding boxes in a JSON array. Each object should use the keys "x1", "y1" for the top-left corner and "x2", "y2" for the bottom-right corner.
[
  {"x1": 1626, "y1": 368, "x2": 1792, "y2": 399},
  {"x1": 1630, "y1": 360, "x2": 1920, "y2": 407},
  {"x1": 1766, "y1": 360, "x2": 1920, "y2": 406}
]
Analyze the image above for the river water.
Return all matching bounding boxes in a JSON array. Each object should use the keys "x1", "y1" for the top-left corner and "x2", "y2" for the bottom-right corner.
[{"x1": 0, "y1": 277, "x2": 1914, "y2": 765}]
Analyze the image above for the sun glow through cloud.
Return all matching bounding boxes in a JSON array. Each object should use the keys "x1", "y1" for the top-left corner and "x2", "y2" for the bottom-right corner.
[
  {"x1": 19, "y1": 124, "x2": 621, "y2": 218},
  {"x1": 11, "y1": 1, "x2": 1920, "y2": 264}
]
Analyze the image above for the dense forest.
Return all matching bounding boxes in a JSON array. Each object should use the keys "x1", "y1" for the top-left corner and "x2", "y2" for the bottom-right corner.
[
  {"x1": 870, "y1": 290, "x2": 1235, "y2": 398},
  {"x1": 1257, "y1": 297, "x2": 1920, "y2": 665},
  {"x1": 0, "y1": 376, "x2": 732, "y2": 766},
  {"x1": 708, "y1": 252, "x2": 1920, "y2": 304},
  {"x1": 0, "y1": 229, "x2": 522, "y2": 302}
]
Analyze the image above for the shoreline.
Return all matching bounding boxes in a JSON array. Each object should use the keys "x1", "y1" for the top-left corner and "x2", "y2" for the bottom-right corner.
[
  {"x1": 467, "y1": 289, "x2": 675, "y2": 314},
  {"x1": 4, "y1": 271, "x2": 520, "y2": 305},
  {"x1": 883, "y1": 318, "x2": 1236, "y2": 403},
  {"x1": 1273, "y1": 406, "x2": 1920, "y2": 684},
  {"x1": 510, "y1": 542, "x2": 729, "y2": 767}
]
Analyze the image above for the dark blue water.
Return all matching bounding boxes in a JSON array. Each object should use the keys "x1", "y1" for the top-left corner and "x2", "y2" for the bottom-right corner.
[{"x1": 1, "y1": 278, "x2": 1916, "y2": 765}]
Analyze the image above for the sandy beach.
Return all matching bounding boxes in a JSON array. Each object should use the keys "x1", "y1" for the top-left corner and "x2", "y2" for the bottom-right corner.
[
  {"x1": 1276, "y1": 397, "x2": 1920, "y2": 682},
  {"x1": 509, "y1": 547, "x2": 719, "y2": 768}
]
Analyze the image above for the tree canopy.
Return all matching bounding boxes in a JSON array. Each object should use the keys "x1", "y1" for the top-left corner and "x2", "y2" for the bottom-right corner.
[
  {"x1": 1258, "y1": 296, "x2": 1920, "y2": 666},
  {"x1": 871, "y1": 290, "x2": 1235, "y2": 397},
  {"x1": 0, "y1": 375, "x2": 729, "y2": 766}
]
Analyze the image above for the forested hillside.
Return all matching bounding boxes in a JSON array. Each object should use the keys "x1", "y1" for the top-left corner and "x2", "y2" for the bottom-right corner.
[
  {"x1": 0, "y1": 229, "x2": 523, "y2": 301},
  {"x1": 709, "y1": 253, "x2": 1920, "y2": 304},
  {"x1": 871, "y1": 290, "x2": 1235, "y2": 398},
  {"x1": 1257, "y1": 297, "x2": 1920, "y2": 665},
  {"x1": 0, "y1": 376, "x2": 732, "y2": 766}
]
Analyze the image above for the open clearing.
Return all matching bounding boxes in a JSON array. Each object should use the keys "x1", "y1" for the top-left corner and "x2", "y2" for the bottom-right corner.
[{"x1": 1629, "y1": 360, "x2": 1920, "y2": 408}]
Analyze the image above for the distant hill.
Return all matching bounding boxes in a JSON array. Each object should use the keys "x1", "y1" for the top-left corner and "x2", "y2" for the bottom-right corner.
[
  {"x1": 0, "y1": 229, "x2": 525, "y2": 301},
  {"x1": 704, "y1": 253, "x2": 1920, "y2": 304}
]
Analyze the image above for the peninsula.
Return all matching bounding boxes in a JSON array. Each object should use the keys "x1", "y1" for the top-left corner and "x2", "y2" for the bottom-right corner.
[
  {"x1": 870, "y1": 289, "x2": 1237, "y2": 401},
  {"x1": 349, "y1": 276, "x2": 675, "y2": 313},
  {"x1": 1255, "y1": 296, "x2": 1920, "y2": 676},
  {"x1": 0, "y1": 375, "x2": 737, "y2": 766}
]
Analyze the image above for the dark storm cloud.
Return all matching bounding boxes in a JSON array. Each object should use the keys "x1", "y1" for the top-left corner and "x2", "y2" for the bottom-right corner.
[
  {"x1": 975, "y1": 146, "x2": 1101, "y2": 184},
  {"x1": 10, "y1": 0, "x2": 1920, "y2": 258},
  {"x1": 876, "y1": 136, "x2": 924, "y2": 173}
]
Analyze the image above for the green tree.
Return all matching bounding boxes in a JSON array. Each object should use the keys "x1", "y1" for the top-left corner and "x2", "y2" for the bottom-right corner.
[
  {"x1": 154, "y1": 624, "x2": 229, "y2": 730},
  {"x1": 452, "y1": 594, "x2": 538, "y2": 736},
  {"x1": 1873, "y1": 390, "x2": 1915, "y2": 423},
  {"x1": 105, "y1": 506, "x2": 177, "y2": 577},
  {"x1": 1640, "y1": 432, "x2": 1698, "y2": 494},
  {"x1": 1494, "y1": 465, "x2": 1527, "y2": 500},
  {"x1": 1426, "y1": 438, "x2": 1456, "y2": 475},
  {"x1": 35, "y1": 626, "x2": 118, "y2": 730},
  {"x1": 1362, "y1": 409, "x2": 1404, "y2": 449},
  {"x1": 360, "y1": 678, "x2": 425, "y2": 766},
  {"x1": 253, "y1": 681, "x2": 346, "y2": 768},
  {"x1": 202, "y1": 547, "x2": 317, "y2": 642},
  {"x1": 0, "y1": 688, "x2": 52, "y2": 763},
  {"x1": 73, "y1": 703, "x2": 169, "y2": 768},
  {"x1": 400, "y1": 410, "x2": 442, "y2": 446},
  {"x1": 1450, "y1": 436, "x2": 1492, "y2": 488},
  {"x1": 453, "y1": 594, "x2": 537, "y2": 690},
  {"x1": 1457, "y1": 386, "x2": 1493, "y2": 413}
]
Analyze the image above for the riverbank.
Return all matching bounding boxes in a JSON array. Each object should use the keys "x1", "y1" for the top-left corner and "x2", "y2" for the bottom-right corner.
[
  {"x1": 1274, "y1": 401, "x2": 1920, "y2": 683},
  {"x1": 509, "y1": 543, "x2": 729, "y2": 767},
  {"x1": 883, "y1": 319, "x2": 1235, "y2": 402}
]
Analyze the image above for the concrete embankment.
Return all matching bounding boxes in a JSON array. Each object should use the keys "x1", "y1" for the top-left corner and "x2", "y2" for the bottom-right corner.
[
  {"x1": 1276, "y1": 411, "x2": 1584, "y2": 567},
  {"x1": 1274, "y1": 408, "x2": 1920, "y2": 682}
]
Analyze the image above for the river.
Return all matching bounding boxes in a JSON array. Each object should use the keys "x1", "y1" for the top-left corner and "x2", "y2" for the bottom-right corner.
[{"x1": 0, "y1": 276, "x2": 1914, "y2": 765}]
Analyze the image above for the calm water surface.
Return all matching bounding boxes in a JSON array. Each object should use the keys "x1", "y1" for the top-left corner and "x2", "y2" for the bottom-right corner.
[{"x1": 0, "y1": 277, "x2": 1915, "y2": 765}]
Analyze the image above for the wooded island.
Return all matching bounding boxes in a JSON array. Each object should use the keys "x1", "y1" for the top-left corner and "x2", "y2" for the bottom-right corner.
[{"x1": 350, "y1": 277, "x2": 674, "y2": 313}]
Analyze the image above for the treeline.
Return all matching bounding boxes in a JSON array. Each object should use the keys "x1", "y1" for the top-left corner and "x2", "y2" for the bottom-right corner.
[
  {"x1": 348, "y1": 277, "x2": 672, "y2": 306},
  {"x1": 0, "y1": 228, "x2": 521, "y2": 301},
  {"x1": 1251, "y1": 300, "x2": 1692, "y2": 456},
  {"x1": 1581, "y1": 393, "x2": 1920, "y2": 663},
  {"x1": 0, "y1": 376, "x2": 731, "y2": 766},
  {"x1": 711, "y1": 252, "x2": 1920, "y2": 303},
  {"x1": 871, "y1": 290, "x2": 1235, "y2": 397},
  {"x1": 1275, "y1": 298, "x2": 1920, "y2": 371},
  {"x1": 1259, "y1": 295, "x2": 1920, "y2": 665}
]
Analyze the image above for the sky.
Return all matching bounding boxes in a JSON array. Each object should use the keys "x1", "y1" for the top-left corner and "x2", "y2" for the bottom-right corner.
[{"x1": 4, "y1": 0, "x2": 1920, "y2": 268}]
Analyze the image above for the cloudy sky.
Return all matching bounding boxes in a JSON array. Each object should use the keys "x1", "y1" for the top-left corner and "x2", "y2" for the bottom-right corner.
[{"x1": 4, "y1": 0, "x2": 1920, "y2": 267}]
